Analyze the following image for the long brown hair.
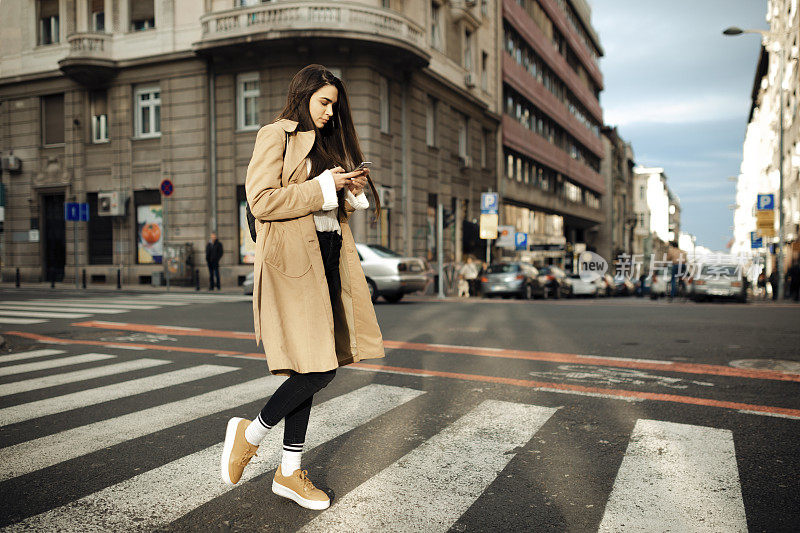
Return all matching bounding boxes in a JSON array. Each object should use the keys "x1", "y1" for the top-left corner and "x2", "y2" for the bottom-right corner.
[{"x1": 276, "y1": 64, "x2": 380, "y2": 219}]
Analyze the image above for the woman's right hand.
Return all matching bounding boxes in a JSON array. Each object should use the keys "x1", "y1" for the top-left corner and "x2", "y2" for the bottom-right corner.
[{"x1": 330, "y1": 166, "x2": 366, "y2": 191}]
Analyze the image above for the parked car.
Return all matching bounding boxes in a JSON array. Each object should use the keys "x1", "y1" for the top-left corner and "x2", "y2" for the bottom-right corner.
[
  {"x1": 356, "y1": 243, "x2": 427, "y2": 303},
  {"x1": 595, "y1": 273, "x2": 615, "y2": 297},
  {"x1": 690, "y1": 264, "x2": 746, "y2": 303},
  {"x1": 243, "y1": 271, "x2": 254, "y2": 295},
  {"x1": 536, "y1": 265, "x2": 567, "y2": 298},
  {"x1": 562, "y1": 274, "x2": 599, "y2": 297},
  {"x1": 480, "y1": 262, "x2": 542, "y2": 299},
  {"x1": 613, "y1": 275, "x2": 635, "y2": 296}
]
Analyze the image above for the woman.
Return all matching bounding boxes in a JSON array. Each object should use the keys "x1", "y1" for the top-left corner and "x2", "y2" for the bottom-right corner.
[{"x1": 221, "y1": 65, "x2": 385, "y2": 510}]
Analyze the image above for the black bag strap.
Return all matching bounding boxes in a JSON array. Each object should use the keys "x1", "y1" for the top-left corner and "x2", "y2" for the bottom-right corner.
[{"x1": 246, "y1": 131, "x2": 289, "y2": 242}]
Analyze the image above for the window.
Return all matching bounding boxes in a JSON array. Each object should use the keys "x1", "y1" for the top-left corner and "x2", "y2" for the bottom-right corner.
[
  {"x1": 639, "y1": 185, "x2": 645, "y2": 199},
  {"x1": 38, "y1": 0, "x2": 60, "y2": 45},
  {"x1": 481, "y1": 0, "x2": 489, "y2": 17},
  {"x1": 458, "y1": 114, "x2": 468, "y2": 158},
  {"x1": 237, "y1": 72, "x2": 260, "y2": 131},
  {"x1": 431, "y1": 3, "x2": 442, "y2": 51},
  {"x1": 426, "y1": 97, "x2": 437, "y2": 147},
  {"x1": 42, "y1": 93, "x2": 64, "y2": 145},
  {"x1": 90, "y1": 0, "x2": 105, "y2": 31},
  {"x1": 464, "y1": 29, "x2": 474, "y2": 72},
  {"x1": 481, "y1": 51, "x2": 488, "y2": 92},
  {"x1": 87, "y1": 193, "x2": 113, "y2": 264},
  {"x1": 90, "y1": 90, "x2": 109, "y2": 143},
  {"x1": 134, "y1": 85, "x2": 161, "y2": 138},
  {"x1": 379, "y1": 76, "x2": 390, "y2": 134},
  {"x1": 131, "y1": 0, "x2": 155, "y2": 31},
  {"x1": 480, "y1": 128, "x2": 488, "y2": 168}
]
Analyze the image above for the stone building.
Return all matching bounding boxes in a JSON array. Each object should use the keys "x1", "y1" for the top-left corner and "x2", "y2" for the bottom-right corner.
[
  {"x1": 497, "y1": 0, "x2": 605, "y2": 268},
  {"x1": 596, "y1": 125, "x2": 635, "y2": 263},
  {"x1": 0, "y1": 0, "x2": 500, "y2": 286}
]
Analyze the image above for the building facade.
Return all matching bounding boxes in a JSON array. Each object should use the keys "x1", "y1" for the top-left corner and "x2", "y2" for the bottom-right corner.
[
  {"x1": 596, "y1": 125, "x2": 635, "y2": 263},
  {"x1": 497, "y1": 0, "x2": 605, "y2": 268},
  {"x1": 0, "y1": 0, "x2": 500, "y2": 286},
  {"x1": 731, "y1": 0, "x2": 799, "y2": 274},
  {"x1": 633, "y1": 166, "x2": 675, "y2": 268}
]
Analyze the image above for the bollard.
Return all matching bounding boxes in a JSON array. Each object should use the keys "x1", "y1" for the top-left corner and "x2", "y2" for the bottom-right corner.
[
  {"x1": 117, "y1": 269, "x2": 122, "y2": 290},
  {"x1": 50, "y1": 274, "x2": 55, "y2": 289},
  {"x1": 195, "y1": 269, "x2": 200, "y2": 291},
  {"x1": 15, "y1": 268, "x2": 20, "y2": 287},
  {"x1": 82, "y1": 269, "x2": 87, "y2": 289}
]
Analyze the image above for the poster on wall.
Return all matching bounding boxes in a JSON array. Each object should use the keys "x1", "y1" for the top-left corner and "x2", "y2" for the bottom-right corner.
[
  {"x1": 137, "y1": 204, "x2": 163, "y2": 264},
  {"x1": 239, "y1": 201, "x2": 256, "y2": 264}
]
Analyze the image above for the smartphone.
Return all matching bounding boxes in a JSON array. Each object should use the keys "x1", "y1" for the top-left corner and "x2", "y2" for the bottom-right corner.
[{"x1": 353, "y1": 161, "x2": 372, "y2": 171}]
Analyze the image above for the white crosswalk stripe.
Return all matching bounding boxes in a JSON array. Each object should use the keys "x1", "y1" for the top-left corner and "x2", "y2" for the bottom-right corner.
[
  {"x1": 0, "y1": 349, "x2": 65, "y2": 363},
  {"x1": 9, "y1": 384, "x2": 423, "y2": 532},
  {"x1": 0, "y1": 317, "x2": 47, "y2": 324},
  {"x1": 0, "y1": 353, "x2": 116, "y2": 378},
  {"x1": 0, "y1": 364, "x2": 239, "y2": 426},
  {"x1": 0, "y1": 304, "x2": 129, "y2": 314},
  {"x1": 0, "y1": 375, "x2": 285, "y2": 481},
  {"x1": 0, "y1": 348, "x2": 756, "y2": 531},
  {"x1": 303, "y1": 400, "x2": 558, "y2": 532},
  {"x1": 0, "y1": 309, "x2": 92, "y2": 319},
  {"x1": 0, "y1": 358, "x2": 169, "y2": 397},
  {"x1": 598, "y1": 419, "x2": 747, "y2": 532}
]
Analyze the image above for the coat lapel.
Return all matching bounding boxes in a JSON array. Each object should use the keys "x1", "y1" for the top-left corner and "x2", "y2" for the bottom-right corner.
[{"x1": 280, "y1": 120, "x2": 316, "y2": 186}]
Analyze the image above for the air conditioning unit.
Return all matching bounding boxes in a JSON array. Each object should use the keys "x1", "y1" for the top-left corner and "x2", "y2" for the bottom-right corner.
[
  {"x1": 98, "y1": 191, "x2": 125, "y2": 216},
  {"x1": 1, "y1": 154, "x2": 22, "y2": 173},
  {"x1": 377, "y1": 185, "x2": 395, "y2": 210},
  {"x1": 464, "y1": 72, "x2": 476, "y2": 88}
]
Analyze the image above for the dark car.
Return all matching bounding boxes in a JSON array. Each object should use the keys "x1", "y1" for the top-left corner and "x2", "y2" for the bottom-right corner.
[
  {"x1": 480, "y1": 262, "x2": 542, "y2": 299},
  {"x1": 536, "y1": 265, "x2": 567, "y2": 298}
]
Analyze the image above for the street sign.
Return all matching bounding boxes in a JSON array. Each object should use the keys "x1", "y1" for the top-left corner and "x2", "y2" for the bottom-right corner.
[
  {"x1": 479, "y1": 213, "x2": 498, "y2": 239},
  {"x1": 515, "y1": 232, "x2": 528, "y2": 251},
  {"x1": 480, "y1": 192, "x2": 498, "y2": 214},
  {"x1": 756, "y1": 194, "x2": 774, "y2": 211},
  {"x1": 64, "y1": 202, "x2": 89, "y2": 222},
  {"x1": 160, "y1": 179, "x2": 174, "y2": 197},
  {"x1": 750, "y1": 231, "x2": 763, "y2": 249}
]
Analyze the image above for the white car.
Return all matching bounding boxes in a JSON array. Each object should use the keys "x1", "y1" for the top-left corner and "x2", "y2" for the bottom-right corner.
[
  {"x1": 356, "y1": 243, "x2": 427, "y2": 303},
  {"x1": 562, "y1": 274, "x2": 598, "y2": 297}
]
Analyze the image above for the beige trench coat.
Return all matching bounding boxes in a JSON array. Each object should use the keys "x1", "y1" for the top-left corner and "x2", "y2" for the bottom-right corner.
[{"x1": 245, "y1": 119, "x2": 385, "y2": 375}]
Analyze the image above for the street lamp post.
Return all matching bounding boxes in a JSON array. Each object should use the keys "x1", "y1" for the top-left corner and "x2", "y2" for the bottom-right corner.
[{"x1": 723, "y1": 25, "x2": 796, "y2": 300}]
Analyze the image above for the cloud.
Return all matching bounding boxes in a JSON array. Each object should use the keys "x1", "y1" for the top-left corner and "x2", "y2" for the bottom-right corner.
[{"x1": 605, "y1": 94, "x2": 747, "y2": 125}]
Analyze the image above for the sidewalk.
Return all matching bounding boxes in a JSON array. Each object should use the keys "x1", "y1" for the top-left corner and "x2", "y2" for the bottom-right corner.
[{"x1": 0, "y1": 281, "x2": 245, "y2": 295}]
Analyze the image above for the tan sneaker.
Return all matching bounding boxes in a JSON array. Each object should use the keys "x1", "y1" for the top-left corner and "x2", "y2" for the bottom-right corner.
[
  {"x1": 220, "y1": 417, "x2": 258, "y2": 485},
  {"x1": 272, "y1": 466, "x2": 331, "y2": 510}
]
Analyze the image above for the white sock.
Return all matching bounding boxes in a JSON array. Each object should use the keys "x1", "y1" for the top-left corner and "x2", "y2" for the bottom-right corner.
[
  {"x1": 281, "y1": 447, "x2": 303, "y2": 475},
  {"x1": 244, "y1": 413, "x2": 271, "y2": 446}
]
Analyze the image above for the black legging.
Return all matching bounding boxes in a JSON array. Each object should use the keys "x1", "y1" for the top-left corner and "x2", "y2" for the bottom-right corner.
[{"x1": 258, "y1": 230, "x2": 342, "y2": 448}]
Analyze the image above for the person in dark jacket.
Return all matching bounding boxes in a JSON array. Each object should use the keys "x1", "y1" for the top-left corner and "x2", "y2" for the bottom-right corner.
[
  {"x1": 206, "y1": 232, "x2": 223, "y2": 290},
  {"x1": 787, "y1": 259, "x2": 800, "y2": 301}
]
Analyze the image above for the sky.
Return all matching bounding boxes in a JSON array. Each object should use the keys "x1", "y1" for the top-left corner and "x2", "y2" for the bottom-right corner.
[{"x1": 589, "y1": 0, "x2": 769, "y2": 251}]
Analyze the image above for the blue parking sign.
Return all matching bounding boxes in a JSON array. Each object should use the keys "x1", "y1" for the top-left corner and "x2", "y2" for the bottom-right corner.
[
  {"x1": 750, "y1": 231, "x2": 762, "y2": 249},
  {"x1": 481, "y1": 192, "x2": 498, "y2": 214},
  {"x1": 515, "y1": 232, "x2": 528, "y2": 250},
  {"x1": 756, "y1": 194, "x2": 774, "y2": 211},
  {"x1": 64, "y1": 202, "x2": 90, "y2": 222}
]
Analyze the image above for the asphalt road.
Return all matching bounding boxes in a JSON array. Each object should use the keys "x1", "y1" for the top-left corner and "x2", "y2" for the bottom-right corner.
[{"x1": 0, "y1": 288, "x2": 798, "y2": 532}]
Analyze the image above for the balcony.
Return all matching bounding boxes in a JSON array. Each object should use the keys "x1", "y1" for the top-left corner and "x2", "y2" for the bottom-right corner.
[
  {"x1": 58, "y1": 33, "x2": 116, "y2": 87},
  {"x1": 194, "y1": 2, "x2": 429, "y2": 67}
]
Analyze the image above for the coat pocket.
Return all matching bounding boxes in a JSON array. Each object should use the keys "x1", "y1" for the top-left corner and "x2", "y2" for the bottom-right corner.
[{"x1": 263, "y1": 221, "x2": 312, "y2": 278}]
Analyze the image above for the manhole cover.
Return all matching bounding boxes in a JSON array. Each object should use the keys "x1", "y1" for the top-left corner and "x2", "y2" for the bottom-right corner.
[{"x1": 729, "y1": 359, "x2": 800, "y2": 373}]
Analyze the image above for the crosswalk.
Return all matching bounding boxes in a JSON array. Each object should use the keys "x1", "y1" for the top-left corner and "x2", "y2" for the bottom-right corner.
[
  {"x1": 0, "y1": 293, "x2": 251, "y2": 325},
  {"x1": 0, "y1": 348, "x2": 756, "y2": 531}
]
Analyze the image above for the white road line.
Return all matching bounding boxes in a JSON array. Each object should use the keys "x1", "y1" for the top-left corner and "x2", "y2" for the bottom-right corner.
[
  {"x1": 0, "y1": 354, "x2": 116, "y2": 378},
  {"x1": 27, "y1": 299, "x2": 182, "y2": 308},
  {"x1": 9, "y1": 384, "x2": 424, "y2": 532},
  {"x1": 597, "y1": 419, "x2": 747, "y2": 533},
  {"x1": 0, "y1": 359, "x2": 169, "y2": 397},
  {"x1": 0, "y1": 375, "x2": 285, "y2": 481},
  {"x1": 0, "y1": 310, "x2": 91, "y2": 319},
  {"x1": 0, "y1": 364, "x2": 239, "y2": 426},
  {"x1": 581, "y1": 354, "x2": 673, "y2": 365},
  {"x1": 0, "y1": 349, "x2": 65, "y2": 363},
  {"x1": 302, "y1": 400, "x2": 558, "y2": 533},
  {"x1": 0, "y1": 305, "x2": 128, "y2": 314},
  {"x1": 14, "y1": 301, "x2": 162, "y2": 310},
  {"x1": 0, "y1": 317, "x2": 47, "y2": 324}
]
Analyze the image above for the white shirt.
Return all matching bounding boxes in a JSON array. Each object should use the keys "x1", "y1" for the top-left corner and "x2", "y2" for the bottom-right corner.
[{"x1": 308, "y1": 159, "x2": 370, "y2": 235}]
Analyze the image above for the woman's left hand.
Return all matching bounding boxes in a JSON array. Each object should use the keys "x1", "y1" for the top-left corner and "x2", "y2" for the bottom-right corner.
[{"x1": 347, "y1": 168, "x2": 368, "y2": 195}]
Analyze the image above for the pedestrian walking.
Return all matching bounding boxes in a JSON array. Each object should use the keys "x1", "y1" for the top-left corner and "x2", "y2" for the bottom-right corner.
[
  {"x1": 221, "y1": 65, "x2": 385, "y2": 511},
  {"x1": 205, "y1": 232, "x2": 223, "y2": 290},
  {"x1": 459, "y1": 255, "x2": 479, "y2": 297},
  {"x1": 769, "y1": 270, "x2": 778, "y2": 301},
  {"x1": 787, "y1": 259, "x2": 800, "y2": 302},
  {"x1": 757, "y1": 271, "x2": 768, "y2": 300}
]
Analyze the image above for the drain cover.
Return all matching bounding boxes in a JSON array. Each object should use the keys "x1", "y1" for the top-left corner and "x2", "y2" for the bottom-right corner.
[{"x1": 729, "y1": 359, "x2": 800, "y2": 373}]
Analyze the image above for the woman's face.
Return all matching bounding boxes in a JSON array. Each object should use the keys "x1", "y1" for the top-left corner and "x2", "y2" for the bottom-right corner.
[{"x1": 308, "y1": 84, "x2": 338, "y2": 129}]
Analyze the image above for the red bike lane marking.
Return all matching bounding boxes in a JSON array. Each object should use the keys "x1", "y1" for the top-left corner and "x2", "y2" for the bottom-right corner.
[{"x1": 67, "y1": 321, "x2": 800, "y2": 383}]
